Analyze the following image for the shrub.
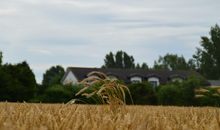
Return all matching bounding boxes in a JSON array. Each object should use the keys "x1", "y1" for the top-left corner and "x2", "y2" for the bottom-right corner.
[
  {"x1": 157, "y1": 84, "x2": 182, "y2": 105},
  {"x1": 195, "y1": 96, "x2": 220, "y2": 107},
  {"x1": 157, "y1": 79, "x2": 197, "y2": 106},
  {"x1": 195, "y1": 87, "x2": 220, "y2": 106},
  {"x1": 41, "y1": 85, "x2": 73, "y2": 103},
  {"x1": 128, "y1": 82, "x2": 157, "y2": 105}
]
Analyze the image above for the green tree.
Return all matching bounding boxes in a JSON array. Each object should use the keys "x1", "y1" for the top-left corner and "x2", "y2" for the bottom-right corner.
[
  {"x1": 0, "y1": 66, "x2": 14, "y2": 101},
  {"x1": 136, "y1": 63, "x2": 141, "y2": 69},
  {"x1": 193, "y1": 24, "x2": 220, "y2": 79},
  {"x1": 115, "y1": 51, "x2": 124, "y2": 68},
  {"x1": 136, "y1": 63, "x2": 149, "y2": 69},
  {"x1": 141, "y1": 62, "x2": 149, "y2": 70},
  {"x1": 103, "y1": 52, "x2": 116, "y2": 68},
  {"x1": 187, "y1": 59, "x2": 197, "y2": 70},
  {"x1": 124, "y1": 52, "x2": 135, "y2": 69},
  {"x1": 128, "y1": 83, "x2": 157, "y2": 105},
  {"x1": 157, "y1": 77, "x2": 199, "y2": 106},
  {"x1": 153, "y1": 53, "x2": 190, "y2": 70},
  {"x1": 0, "y1": 51, "x2": 2, "y2": 65},
  {"x1": 103, "y1": 51, "x2": 135, "y2": 69},
  {"x1": 42, "y1": 65, "x2": 65, "y2": 87},
  {"x1": 0, "y1": 61, "x2": 37, "y2": 101},
  {"x1": 157, "y1": 84, "x2": 182, "y2": 105}
]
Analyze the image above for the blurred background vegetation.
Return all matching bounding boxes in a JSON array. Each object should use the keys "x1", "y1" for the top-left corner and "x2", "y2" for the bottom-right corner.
[{"x1": 0, "y1": 24, "x2": 220, "y2": 106}]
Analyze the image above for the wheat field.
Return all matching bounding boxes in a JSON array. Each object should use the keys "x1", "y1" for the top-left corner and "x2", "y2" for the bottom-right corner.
[{"x1": 0, "y1": 103, "x2": 220, "y2": 130}]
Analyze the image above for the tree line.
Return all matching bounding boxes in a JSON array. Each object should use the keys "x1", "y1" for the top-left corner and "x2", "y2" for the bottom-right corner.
[
  {"x1": 103, "y1": 51, "x2": 195, "y2": 71},
  {"x1": 102, "y1": 24, "x2": 220, "y2": 80}
]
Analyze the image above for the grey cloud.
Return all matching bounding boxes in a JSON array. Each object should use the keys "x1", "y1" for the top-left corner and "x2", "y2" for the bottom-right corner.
[{"x1": 0, "y1": 0, "x2": 219, "y2": 83}]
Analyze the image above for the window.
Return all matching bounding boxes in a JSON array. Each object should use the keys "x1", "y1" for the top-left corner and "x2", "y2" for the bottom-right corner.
[
  {"x1": 171, "y1": 77, "x2": 183, "y2": 82},
  {"x1": 148, "y1": 77, "x2": 160, "y2": 87},
  {"x1": 149, "y1": 81, "x2": 158, "y2": 87},
  {"x1": 130, "y1": 76, "x2": 142, "y2": 83}
]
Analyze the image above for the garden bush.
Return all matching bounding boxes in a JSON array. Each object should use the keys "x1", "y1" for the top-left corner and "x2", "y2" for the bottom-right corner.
[
  {"x1": 41, "y1": 85, "x2": 73, "y2": 103},
  {"x1": 128, "y1": 82, "x2": 157, "y2": 105}
]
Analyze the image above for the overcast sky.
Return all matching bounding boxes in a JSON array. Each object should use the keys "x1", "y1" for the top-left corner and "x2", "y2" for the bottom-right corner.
[{"x1": 0, "y1": 0, "x2": 219, "y2": 83}]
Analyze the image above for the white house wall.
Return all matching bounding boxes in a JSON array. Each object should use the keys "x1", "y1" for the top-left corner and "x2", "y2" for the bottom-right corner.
[{"x1": 63, "y1": 71, "x2": 78, "y2": 85}]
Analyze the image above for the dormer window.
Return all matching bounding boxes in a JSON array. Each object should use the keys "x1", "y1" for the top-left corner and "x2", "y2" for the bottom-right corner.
[
  {"x1": 171, "y1": 77, "x2": 183, "y2": 82},
  {"x1": 130, "y1": 76, "x2": 142, "y2": 83},
  {"x1": 148, "y1": 77, "x2": 160, "y2": 87},
  {"x1": 169, "y1": 75, "x2": 184, "y2": 83}
]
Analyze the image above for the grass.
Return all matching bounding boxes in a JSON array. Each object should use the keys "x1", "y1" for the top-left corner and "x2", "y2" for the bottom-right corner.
[
  {"x1": 0, "y1": 102, "x2": 220, "y2": 130},
  {"x1": 69, "y1": 71, "x2": 133, "y2": 105},
  {"x1": 195, "y1": 87, "x2": 220, "y2": 98}
]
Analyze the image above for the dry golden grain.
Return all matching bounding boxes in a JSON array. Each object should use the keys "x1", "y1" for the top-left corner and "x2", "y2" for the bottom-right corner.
[{"x1": 0, "y1": 103, "x2": 219, "y2": 130}]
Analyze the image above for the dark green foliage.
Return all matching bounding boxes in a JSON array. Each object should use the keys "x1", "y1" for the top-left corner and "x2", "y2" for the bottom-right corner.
[
  {"x1": 135, "y1": 63, "x2": 149, "y2": 70},
  {"x1": 124, "y1": 52, "x2": 135, "y2": 69},
  {"x1": 179, "y1": 80, "x2": 197, "y2": 105},
  {"x1": 103, "y1": 52, "x2": 116, "y2": 68},
  {"x1": 41, "y1": 85, "x2": 74, "y2": 103},
  {"x1": 71, "y1": 83, "x2": 105, "y2": 104},
  {"x1": 42, "y1": 65, "x2": 65, "y2": 87},
  {"x1": 103, "y1": 50, "x2": 149, "y2": 70},
  {"x1": 195, "y1": 96, "x2": 220, "y2": 107},
  {"x1": 0, "y1": 67, "x2": 14, "y2": 100},
  {"x1": 157, "y1": 84, "x2": 182, "y2": 105},
  {"x1": 141, "y1": 63, "x2": 149, "y2": 70},
  {"x1": 136, "y1": 63, "x2": 141, "y2": 69},
  {"x1": 103, "y1": 51, "x2": 135, "y2": 69},
  {"x1": 0, "y1": 51, "x2": 2, "y2": 65},
  {"x1": 157, "y1": 77, "x2": 199, "y2": 106},
  {"x1": 187, "y1": 59, "x2": 197, "y2": 70},
  {"x1": 115, "y1": 51, "x2": 124, "y2": 68},
  {"x1": 193, "y1": 24, "x2": 220, "y2": 79},
  {"x1": 195, "y1": 87, "x2": 220, "y2": 106},
  {"x1": 128, "y1": 83, "x2": 157, "y2": 105},
  {"x1": 0, "y1": 61, "x2": 37, "y2": 102},
  {"x1": 186, "y1": 76, "x2": 207, "y2": 89},
  {"x1": 154, "y1": 53, "x2": 192, "y2": 70}
]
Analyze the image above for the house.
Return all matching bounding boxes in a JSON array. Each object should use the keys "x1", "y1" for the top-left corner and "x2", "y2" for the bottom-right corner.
[
  {"x1": 207, "y1": 80, "x2": 220, "y2": 87},
  {"x1": 61, "y1": 67, "x2": 202, "y2": 87}
]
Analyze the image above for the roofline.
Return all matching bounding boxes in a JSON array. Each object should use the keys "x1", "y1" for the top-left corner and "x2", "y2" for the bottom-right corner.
[
  {"x1": 66, "y1": 66, "x2": 195, "y2": 72},
  {"x1": 60, "y1": 68, "x2": 79, "y2": 84},
  {"x1": 169, "y1": 74, "x2": 186, "y2": 79},
  {"x1": 60, "y1": 68, "x2": 70, "y2": 84}
]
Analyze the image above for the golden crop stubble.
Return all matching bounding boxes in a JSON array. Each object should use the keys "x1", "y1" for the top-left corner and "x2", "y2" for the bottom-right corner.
[{"x1": 0, "y1": 103, "x2": 220, "y2": 130}]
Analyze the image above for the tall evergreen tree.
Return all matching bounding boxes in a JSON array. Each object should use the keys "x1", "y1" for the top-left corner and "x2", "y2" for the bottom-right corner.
[
  {"x1": 136, "y1": 63, "x2": 141, "y2": 69},
  {"x1": 124, "y1": 52, "x2": 135, "y2": 69},
  {"x1": 141, "y1": 63, "x2": 149, "y2": 70},
  {"x1": 115, "y1": 51, "x2": 124, "y2": 68},
  {"x1": 103, "y1": 51, "x2": 135, "y2": 69},
  {"x1": 193, "y1": 24, "x2": 220, "y2": 79},
  {"x1": 103, "y1": 52, "x2": 116, "y2": 68},
  {"x1": 0, "y1": 51, "x2": 2, "y2": 66}
]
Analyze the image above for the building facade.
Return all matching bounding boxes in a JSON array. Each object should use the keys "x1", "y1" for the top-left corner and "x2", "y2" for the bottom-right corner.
[{"x1": 61, "y1": 67, "x2": 201, "y2": 87}]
